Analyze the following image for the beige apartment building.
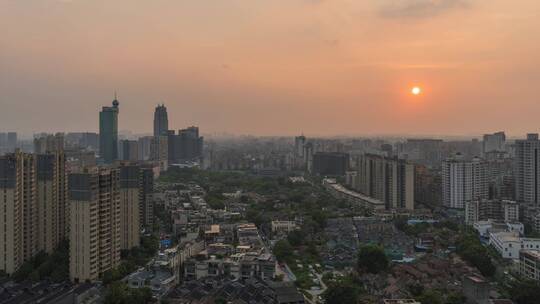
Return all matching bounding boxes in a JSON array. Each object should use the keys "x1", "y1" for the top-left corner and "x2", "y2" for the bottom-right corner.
[
  {"x1": 0, "y1": 152, "x2": 36, "y2": 274},
  {"x1": 354, "y1": 154, "x2": 415, "y2": 210},
  {"x1": 36, "y1": 152, "x2": 68, "y2": 254},
  {"x1": 69, "y1": 167, "x2": 121, "y2": 282},
  {"x1": 119, "y1": 164, "x2": 141, "y2": 250}
]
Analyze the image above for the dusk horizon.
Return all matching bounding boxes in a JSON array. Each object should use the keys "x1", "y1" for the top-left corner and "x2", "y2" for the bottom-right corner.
[{"x1": 3, "y1": 0, "x2": 540, "y2": 136}]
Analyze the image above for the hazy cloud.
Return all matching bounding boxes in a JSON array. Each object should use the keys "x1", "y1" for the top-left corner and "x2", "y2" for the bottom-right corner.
[{"x1": 380, "y1": 0, "x2": 469, "y2": 19}]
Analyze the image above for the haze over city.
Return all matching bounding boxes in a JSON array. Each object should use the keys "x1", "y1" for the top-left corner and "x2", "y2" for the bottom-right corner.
[{"x1": 2, "y1": 0, "x2": 540, "y2": 136}]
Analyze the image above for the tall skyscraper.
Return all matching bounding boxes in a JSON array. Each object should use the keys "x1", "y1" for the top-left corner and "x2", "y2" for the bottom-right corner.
[
  {"x1": 294, "y1": 135, "x2": 306, "y2": 158},
  {"x1": 36, "y1": 152, "x2": 68, "y2": 254},
  {"x1": 99, "y1": 98, "x2": 120, "y2": 163},
  {"x1": 354, "y1": 154, "x2": 415, "y2": 210},
  {"x1": 442, "y1": 154, "x2": 488, "y2": 209},
  {"x1": 119, "y1": 164, "x2": 141, "y2": 250},
  {"x1": 153, "y1": 104, "x2": 169, "y2": 137},
  {"x1": 69, "y1": 167, "x2": 121, "y2": 282},
  {"x1": 0, "y1": 152, "x2": 36, "y2": 274},
  {"x1": 514, "y1": 134, "x2": 540, "y2": 206}
]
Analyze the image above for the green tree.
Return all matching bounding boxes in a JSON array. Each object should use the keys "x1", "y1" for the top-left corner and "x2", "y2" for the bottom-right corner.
[
  {"x1": 273, "y1": 240, "x2": 293, "y2": 262},
  {"x1": 127, "y1": 287, "x2": 153, "y2": 304},
  {"x1": 416, "y1": 290, "x2": 443, "y2": 304},
  {"x1": 287, "y1": 230, "x2": 305, "y2": 247},
  {"x1": 104, "y1": 281, "x2": 128, "y2": 304},
  {"x1": 446, "y1": 292, "x2": 466, "y2": 304},
  {"x1": 357, "y1": 245, "x2": 389, "y2": 274},
  {"x1": 215, "y1": 297, "x2": 227, "y2": 304},
  {"x1": 456, "y1": 233, "x2": 496, "y2": 277},
  {"x1": 323, "y1": 278, "x2": 360, "y2": 304},
  {"x1": 507, "y1": 279, "x2": 540, "y2": 304}
]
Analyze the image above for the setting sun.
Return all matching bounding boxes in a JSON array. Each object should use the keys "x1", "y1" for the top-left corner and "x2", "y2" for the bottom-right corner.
[{"x1": 411, "y1": 87, "x2": 422, "y2": 95}]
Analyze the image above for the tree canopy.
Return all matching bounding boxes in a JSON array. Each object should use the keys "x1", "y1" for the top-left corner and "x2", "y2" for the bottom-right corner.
[
  {"x1": 322, "y1": 276, "x2": 362, "y2": 304},
  {"x1": 357, "y1": 244, "x2": 389, "y2": 274}
]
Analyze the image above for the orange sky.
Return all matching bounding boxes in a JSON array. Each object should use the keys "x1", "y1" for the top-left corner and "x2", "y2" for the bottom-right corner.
[{"x1": 1, "y1": 0, "x2": 540, "y2": 136}]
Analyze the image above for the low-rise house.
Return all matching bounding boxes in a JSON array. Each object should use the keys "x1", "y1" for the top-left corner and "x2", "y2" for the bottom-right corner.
[
  {"x1": 474, "y1": 220, "x2": 524, "y2": 238},
  {"x1": 463, "y1": 275, "x2": 490, "y2": 304},
  {"x1": 127, "y1": 268, "x2": 176, "y2": 299},
  {"x1": 271, "y1": 220, "x2": 298, "y2": 236},
  {"x1": 184, "y1": 252, "x2": 275, "y2": 281},
  {"x1": 519, "y1": 249, "x2": 540, "y2": 282},
  {"x1": 167, "y1": 276, "x2": 305, "y2": 304},
  {"x1": 489, "y1": 231, "x2": 540, "y2": 259}
]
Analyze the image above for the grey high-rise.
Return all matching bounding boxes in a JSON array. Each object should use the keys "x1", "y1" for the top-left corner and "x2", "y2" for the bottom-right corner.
[
  {"x1": 153, "y1": 104, "x2": 168, "y2": 137},
  {"x1": 514, "y1": 133, "x2": 540, "y2": 206},
  {"x1": 99, "y1": 98, "x2": 120, "y2": 163}
]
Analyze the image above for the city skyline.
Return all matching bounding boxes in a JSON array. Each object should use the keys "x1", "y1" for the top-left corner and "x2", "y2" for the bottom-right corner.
[{"x1": 2, "y1": 1, "x2": 540, "y2": 136}]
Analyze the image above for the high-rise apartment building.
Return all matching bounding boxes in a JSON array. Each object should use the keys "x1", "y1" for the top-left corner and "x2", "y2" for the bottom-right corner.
[
  {"x1": 0, "y1": 133, "x2": 6, "y2": 147},
  {"x1": 7, "y1": 132, "x2": 17, "y2": 149},
  {"x1": 396, "y1": 138, "x2": 443, "y2": 169},
  {"x1": 304, "y1": 142, "x2": 314, "y2": 173},
  {"x1": 34, "y1": 133, "x2": 65, "y2": 154},
  {"x1": 0, "y1": 152, "x2": 36, "y2": 274},
  {"x1": 294, "y1": 135, "x2": 306, "y2": 158},
  {"x1": 293, "y1": 135, "x2": 307, "y2": 169},
  {"x1": 119, "y1": 164, "x2": 141, "y2": 250},
  {"x1": 65, "y1": 132, "x2": 99, "y2": 151},
  {"x1": 99, "y1": 98, "x2": 120, "y2": 164},
  {"x1": 151, "y1": 135, "x2": 168, "y2": 171},
  {"x1": 312, "y1": 152, "x2": 349, "y2": 176},
  {"x1": 69, "y1": 167, "x2": 121, "y2": 282},
  {"x1": 153, "y1": 104, "x2": 169, "y2": 137},
  {"x1": 483, "y1": 131, "x2": 506, "y2": 154},
  {"x1": 414, "y1": 165, "x2": 442, "y2": 208},
  {"x1": 137, "y1": 136, "x2": 153, "y2": 161},
  {"x1": 36, "y1": 152, "x2": 68, "y2": 254},
  {"x1": 464, "y1": 199, "x2": 519, "y2": 225},
  {"x1": 120, "y1": 139, "x2": 139, "y2": 161},
  {"x1": 168, "y1": 127, "x2": 204, "y2": 163},
  {"x1": 442, "y1": 154, "x2": 488, "y2": 209},
  {"x1": 139, "y1": 167, "x2": 154, "y2": 230},
  {"x1": 354, "y1": 154, "x2": 415, "y2": 210},
  {"x1": 514, "y1": 134, "x2": 540, "y2": 206}
]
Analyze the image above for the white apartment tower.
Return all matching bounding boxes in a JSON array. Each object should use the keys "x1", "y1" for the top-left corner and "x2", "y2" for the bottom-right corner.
[{"x1": 442, "y1": 154, "x2": 488, "y2": 209}]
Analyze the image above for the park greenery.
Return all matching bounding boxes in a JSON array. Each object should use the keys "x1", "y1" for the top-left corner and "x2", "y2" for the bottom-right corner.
[
  {"x1": 102, "y1": 235, "x2": 159, "y2": 285},
  {"x1": 11, "y1": 240, "x2": 69, "y2": 282},
  {"x1": 505, "y1": 279, "x2": 540, "y2": 304},
  {"x1": 456, "y1": 233, "x2": 496, "y2": 277}
]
